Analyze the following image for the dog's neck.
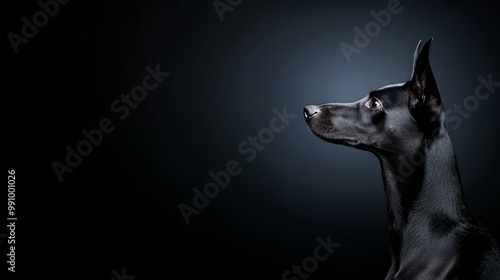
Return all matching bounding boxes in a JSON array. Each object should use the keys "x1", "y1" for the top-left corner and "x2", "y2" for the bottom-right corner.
[{"x1": 376, "y1": 130, "x2": 469, "y2": 257}]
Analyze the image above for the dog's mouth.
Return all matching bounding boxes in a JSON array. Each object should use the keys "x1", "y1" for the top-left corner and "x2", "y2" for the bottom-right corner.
[
  {"x1": 314, "y1": 132, "x2": 361, "y2": 146},
  {"x1": 344, "y1": 138, "x2": 360, "y2": 145},
  {"x1": 329, "y1": 137, "x2": 361, "y2": 147},
  {"x1": 306, "y1": 122, "x2": 362, "y2": 147}
]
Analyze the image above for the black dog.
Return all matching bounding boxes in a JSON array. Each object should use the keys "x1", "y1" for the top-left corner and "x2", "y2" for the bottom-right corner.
[{"x1": 304, "y1": 38, "x2": 500, "y2": 279}]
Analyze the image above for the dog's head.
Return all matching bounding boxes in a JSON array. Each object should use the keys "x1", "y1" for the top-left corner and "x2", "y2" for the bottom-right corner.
[{"x1": 304, "y1": 38, "x2": 445, "y2": 155}]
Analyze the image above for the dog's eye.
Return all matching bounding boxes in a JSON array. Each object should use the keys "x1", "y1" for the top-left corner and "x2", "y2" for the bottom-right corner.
[{"x1": 365, "y1": 98, "x2": 382, "y2": 109}]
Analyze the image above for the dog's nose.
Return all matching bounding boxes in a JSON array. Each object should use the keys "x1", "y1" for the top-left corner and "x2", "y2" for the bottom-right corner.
[{"x1": 304, "y1": 105, "x2": 319, "y2": 119}]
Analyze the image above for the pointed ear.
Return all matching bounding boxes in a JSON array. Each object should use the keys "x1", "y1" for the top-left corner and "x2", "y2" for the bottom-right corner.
[
  {"x1": 410, "y1": 38, "x2": 433, "y2": 102},
  {"x1": 408, "y1": 38, "x2": 445, "y2": 134}
]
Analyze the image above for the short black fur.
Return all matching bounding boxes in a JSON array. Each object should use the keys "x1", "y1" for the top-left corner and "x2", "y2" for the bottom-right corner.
[{"x1": 304, "y1": 38, "x2": 500, "y2": 279}]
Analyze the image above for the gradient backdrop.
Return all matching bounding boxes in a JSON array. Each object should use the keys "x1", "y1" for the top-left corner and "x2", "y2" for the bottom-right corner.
[{"x1": 5, "y1": 0, "x2": 500, "y2": 279}]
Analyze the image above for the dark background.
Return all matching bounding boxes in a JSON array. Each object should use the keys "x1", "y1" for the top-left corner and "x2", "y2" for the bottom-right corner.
[{"x1": 4, "y1": 0, "x2": 500, "y2": 279}]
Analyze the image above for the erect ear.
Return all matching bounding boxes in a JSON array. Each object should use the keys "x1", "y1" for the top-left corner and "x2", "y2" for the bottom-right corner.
[
  {"x1": 410, "y1": 38, "x2": 434, "y2": 102},
  {"x1": 408, "y1": 38, "x2": 445, "y2": 134}
]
